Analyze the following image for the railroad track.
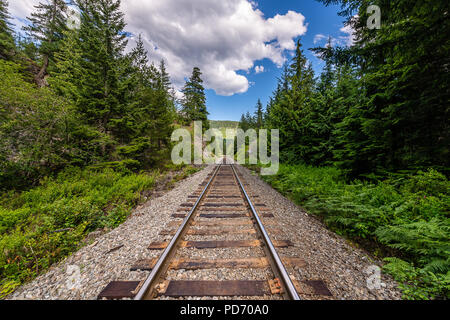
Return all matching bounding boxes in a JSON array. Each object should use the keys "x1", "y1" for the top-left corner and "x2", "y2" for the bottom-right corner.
[{"x1": 97, "y1": 161, "x2": 333, "y2": 300}]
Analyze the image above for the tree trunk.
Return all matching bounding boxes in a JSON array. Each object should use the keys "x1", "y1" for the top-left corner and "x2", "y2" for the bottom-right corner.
[{"x1": 35, "y1": 55, "x2": 49, "y2": 88}]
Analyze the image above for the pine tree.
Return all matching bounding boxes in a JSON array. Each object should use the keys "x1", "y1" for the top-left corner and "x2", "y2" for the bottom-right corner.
[
  {"x1": 267, "y1": 39, "x2": 316, "y2": 163},
  {"x1": 0, "y1": 0, "x2": 15, "y2": 60},
  {"x1": 23, "y1": 0, "x2": 68, "y2": 86},
  {"x1": 116, "y1": 35, "x2": 175, "y2": 166},
  {"x1": 158, "y1": 60, "x2": 171, "y2": 91},
  {"x1": 239, "y1": 113, "x2": 249, "y2": 131},
  {"x1": 254, "y1": 99, "x2": 264, "y2": 130},
  {"x1": 75, "y1": 0, "x2": 128, "y2": 136},
  {"x1": 50, "y1": 28, "x2": 83, "y2": 99},
  {"x1": 317, "y1": 0, "x2": 450, "y2": 174},
  {"x1": 129, "y1": 34, "x2": 151, "y2": 86},
  {"x1": 181, "y1": 67, "x2": 209, "y2": 129}
]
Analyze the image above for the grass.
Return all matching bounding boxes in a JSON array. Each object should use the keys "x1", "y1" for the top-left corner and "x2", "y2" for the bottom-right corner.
[
  {"x1": 0, "y1": 164, "x2": 200, "y2": 298},
  {"x1": 249, "y1": 163, "x2": 449, "y2": 300}
]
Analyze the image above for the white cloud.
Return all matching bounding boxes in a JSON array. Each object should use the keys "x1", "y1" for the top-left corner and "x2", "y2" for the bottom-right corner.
[
  {"x1": 313, "y1": 34, "x2": 326, "y2": 45},
  {"x1": 254, "y1": 65, "x2": 264, "y2": 74},
  {"x1": 339, "y1": 16, "x2": 358, "y2": 46},
  {"x1": 121, "y1": 0, "x2": 307, "y2": 96},
  {"x1": 339, "y1": 24, "x2": 356, "y2": 46},
  {"x1": 9, "y1": 0, "x2": 307, "y2": 96},
  {"x1": 8, "y1": 0, "x2": 36, "y2": 32}
]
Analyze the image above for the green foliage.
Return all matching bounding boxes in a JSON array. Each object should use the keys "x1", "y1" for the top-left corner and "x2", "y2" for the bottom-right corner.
[
  {"x1": 0, "y1": 0, "x2": 196, "y2": 299},
  {"x1": 22, "y1": 0, "x2": 68, "y2": 86},
  {"x1": 0, "y1": 60, "x2": 115, "y2": 190},
  {"x1": 67, "y1": 0, "x2": 128, "y2": 132},
  {"x1": 238, "y1": 99, "x2": 265, "y2": 132},
  {"x1": 260, "y1": 164, "x2": 450, "y2": 299},
  {"x1": 181, "y1": 67, "x2": 209, "y2": 129},
  {"x1": 0, "y1": 0, "x2": 15, "y2": 60},
  {"x1": 311, "y1": 0, "x2": 450, "y2": 175},
  {"x1": 0, "y1": 166, "x2": 157, "y2": 297},
  {"x1": 383, "y1": 258, "x2": 450, "y2": 300}
]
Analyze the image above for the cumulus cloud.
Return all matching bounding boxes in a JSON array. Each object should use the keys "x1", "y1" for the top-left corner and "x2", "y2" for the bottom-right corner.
[
  {"x1": 254, "y1": 65, "x2": 264, "y2": 74},
  {"x1": 121, "y1": 0, "x2": 307, "y2": 96},
  {"x1": 339, "y1": 24, "x2": 356, "y2": 46},
  {"x1": 312, "y1": 18, "x2": 357, "y2": 50},
  {"x1": 8, "y1": 0, "x2": 36, "y2": 31},
  {"x1": 9, "y1": 0, "x2": 307, "y2": 96},
  {"x1": 313, "y1": 34, "x2": 326, "y2": 45}
]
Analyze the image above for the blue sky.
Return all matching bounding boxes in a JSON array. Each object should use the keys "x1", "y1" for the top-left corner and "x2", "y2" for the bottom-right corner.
[
  {"x1": 9, "y1": 0, "x2": 351, "y2": 122},
  {"x1": 207, "y1": 0, "x2": 346, "y2": 121}
]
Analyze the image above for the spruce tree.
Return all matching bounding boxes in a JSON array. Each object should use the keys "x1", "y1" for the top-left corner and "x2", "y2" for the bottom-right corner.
[
  {"x1": 317, "y1": 0, "x2": 450, "y2": 174},
  {"x1": 158, "y1": 60, "x2": 171, "y2": 91},
  {"x1": 0, "y1": 0, "x2": 15, "y2": 60},
  {"x1": 75, "y1": 0, "x2": 128, "y2": 135},
  {"x1": 254, "y1": 99, "x2": 264, "y2": 130},
  {"x1": 23, "y1": 0, "x2": 68, "y2": 86},
  {"x1": 268, "y1": 39, "x2": 315, "y2": 163},
  {"x1": 130, "y1": 34, "x2": 151, "y2": 85},
  {"x1": 239, "y1": 113, "x2": 249, "y2": 131},
  {"x1": 181, "y1": 67, "x2": 209, "y2": 129},
  {"x1": 50, "y1": 28, "x2": 83, "y2": 99},
  {"x1": 117, "y1": 35, "x2": 175, "y2": 166}
]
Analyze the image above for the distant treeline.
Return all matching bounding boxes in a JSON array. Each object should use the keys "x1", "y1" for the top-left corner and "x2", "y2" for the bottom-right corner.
[{"x1": 209, "y1": 120, "x2": 239, "y2": 129}]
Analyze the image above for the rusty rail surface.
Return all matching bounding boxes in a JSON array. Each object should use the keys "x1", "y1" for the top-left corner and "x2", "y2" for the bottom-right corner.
[
  {"x1": 133, "y1": 163, "x2": 222, "y2": 300},
  {"x1": 230, "y1": 164, "x2": 300, "y2": 300}
]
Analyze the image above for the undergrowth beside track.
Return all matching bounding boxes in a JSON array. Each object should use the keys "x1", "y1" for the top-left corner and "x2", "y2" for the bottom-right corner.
[
  {"x1": 0, "y1": 164, "x2": 200, "y2": 298},
  {"x1": 247, "y1": 164, "x2": 449, "y2": 300}
]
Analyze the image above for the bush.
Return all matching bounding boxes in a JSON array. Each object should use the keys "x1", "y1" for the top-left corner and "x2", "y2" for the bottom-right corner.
[
  {"x1": 0, "y1": 60, "x2": 113, "y2": 190},
  {"x1": 258, "y1": 164, "x2": 450, "y2": 299},
  {"x1": 0, "y1": 167, "x2": 157, "y2": 297}
]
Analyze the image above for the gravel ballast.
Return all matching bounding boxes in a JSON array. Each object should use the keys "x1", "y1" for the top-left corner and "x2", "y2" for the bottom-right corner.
[{"x1": 8, "y1": 163, "x2": 402, "y2": 300}]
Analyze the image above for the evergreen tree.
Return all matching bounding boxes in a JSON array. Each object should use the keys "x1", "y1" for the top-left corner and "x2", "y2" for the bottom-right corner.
[
  {"x1": 0, "y1": 0, "x2": 15, "y2": 60},
  {"x1": 181, "y1": 67, "x2": 209, "y2": 129},
  {"x1": 23, "y1": 0, "x2": 68, "y2": 86},
  {"x1": 50, "y1": 28, "x2": 83, "y2": 99},
  {"x1": 158, "y1": 60, "x2": 171, "y2": 91},
  {"x1": 116, "y1": 35, "x2": 175, "y2": 167},
  {"x1": 239, "y1": 113, "x2": 249, "y2": 131},
  {"x1": 74, "y1": 0, "x2": 128, "y2": 136},
  {"x1": 254, "y1": 99, "x2": 264, "y2": 130},
  {"x1": 16, "y1": 35, "x2": 39, "y2": 61},
  {"x1": 129, "y1": 34, "x2": 152, "y2": 87},
  {"x1": 317, "y1": 0, "x2": 450, "y2": 175},
  {"x1": 267, "y1": 39, "x2": 316, "y2": 163}
]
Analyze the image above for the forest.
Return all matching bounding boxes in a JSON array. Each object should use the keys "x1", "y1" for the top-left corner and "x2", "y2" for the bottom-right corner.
[
  {"x1": 0, "y1": 0, "x2": 448, "y2": 300},
  {"x1": 240, "y1": 0, "x2": 449, "y2": 299},
  {"x1": 0, "y1": 0, "x2": 207, "y2": 297}
]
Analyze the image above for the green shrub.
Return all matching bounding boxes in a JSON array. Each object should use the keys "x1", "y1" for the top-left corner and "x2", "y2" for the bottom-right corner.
[
  {"x1": 0, "y1": 167, "x2": 157, "y2": 297},
  {"x1": 257, "y1": 163, "x2": 450, "y2": 299}
]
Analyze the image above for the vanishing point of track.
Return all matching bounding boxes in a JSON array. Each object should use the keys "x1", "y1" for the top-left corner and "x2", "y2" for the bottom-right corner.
[{"x1": 97, "y1": 160, "x2": 332, "y2": 300}]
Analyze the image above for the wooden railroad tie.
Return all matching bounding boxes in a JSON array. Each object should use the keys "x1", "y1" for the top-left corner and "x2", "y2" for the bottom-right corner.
[
  {"x1": 98, "y1": 278, "x2": 332, "y2": 299},
  {"x1": 147, "y1": 239, "x2": 293, "y2": 250},
  {"x1": 131, "y1": 257, "x2": 306, "y2": 271}
]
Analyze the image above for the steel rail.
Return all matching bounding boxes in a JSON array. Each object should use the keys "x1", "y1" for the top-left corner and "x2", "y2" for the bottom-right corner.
[
  {"x1": 134, "y1": 164, "x2": 222, "y2": 300},
  {"x1": 230, "y1": 164, "x2": 301, "y2": 300}
]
